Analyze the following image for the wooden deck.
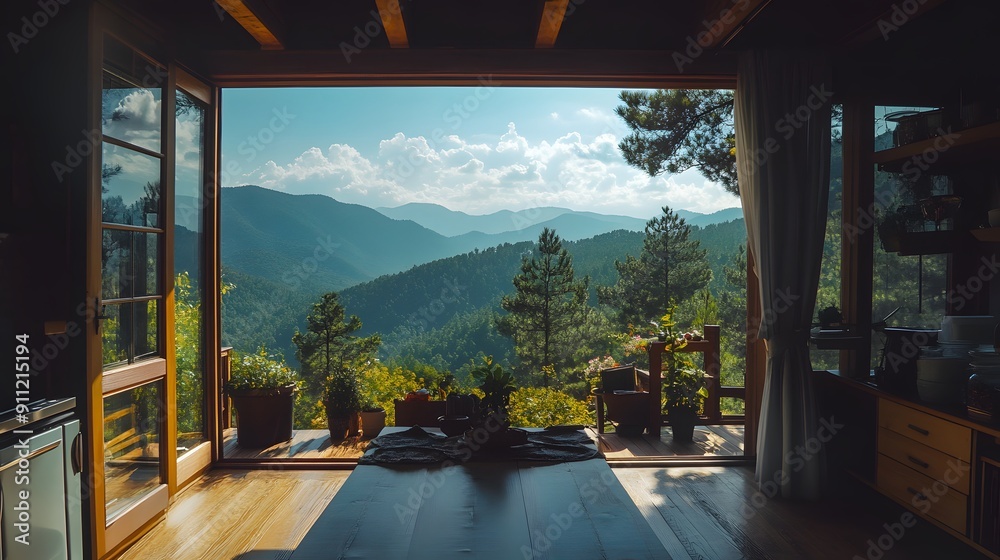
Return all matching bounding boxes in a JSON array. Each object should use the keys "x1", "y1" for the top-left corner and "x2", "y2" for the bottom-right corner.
[
  {"x1": 222, "y1": 425, "x2": 744, "y2": 460},
  {"x1": 598, "y1": 425, "x2": 744, "y2": 459},
  {"x1": 222, "y1": 428, "x2": 368, "y2": 459}
]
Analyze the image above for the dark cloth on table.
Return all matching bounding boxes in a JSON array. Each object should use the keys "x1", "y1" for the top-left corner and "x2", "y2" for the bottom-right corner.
[{"x1": 357, "y1": 426, "x2": 600, "y2": 465}]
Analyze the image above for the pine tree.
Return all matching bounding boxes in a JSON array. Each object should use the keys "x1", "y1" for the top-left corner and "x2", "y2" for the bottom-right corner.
[
  {"x1": 598, "y1": 206, "x2": 712, "y2": 328},
  {"x1": 292, "y1": 292, "x2": 381, "y2": 397},
  {"x1": 496, "y1": 228, "x2": 591, "y2": 387}
]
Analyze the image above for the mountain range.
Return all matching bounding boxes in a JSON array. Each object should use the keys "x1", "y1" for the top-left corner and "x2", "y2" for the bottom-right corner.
[
  {"x1": 219, "y1": 185, "x2": 747, "y2": 365},
  {"x1": 376, "y1": 202, "x2": 743, "y2": 238},
  {"x1": 221, "y1": 186, "x2": 743, "y2": 292}
]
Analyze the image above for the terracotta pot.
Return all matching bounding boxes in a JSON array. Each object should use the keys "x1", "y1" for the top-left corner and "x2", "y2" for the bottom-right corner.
[
  {"x1": 326, "y1": 407, "x2": 361, "y2": 441},
  {"x1": 229, "y1": 385, "x2": 296, "y2": 448},
  {"x1": 360, "y1": 409, "x2": 386, "y2": 439}
]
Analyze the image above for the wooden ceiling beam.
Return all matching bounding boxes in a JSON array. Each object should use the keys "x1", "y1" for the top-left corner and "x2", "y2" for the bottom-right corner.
[
  {"x1": 197, "y1": 48, "x2": 738, "y2": 88},
  {"x1": 375, "y1": 0, "x2": 409, "y2": 48},
  {"x1": 697, "y1": 0, "x2": 769, "y2": 48},
  {"x1": 215, "y1": 0, "x2": 285, "y2": 50},
  {"x1": 536, "y1": 0, "x2": 571, "y2": 48}
]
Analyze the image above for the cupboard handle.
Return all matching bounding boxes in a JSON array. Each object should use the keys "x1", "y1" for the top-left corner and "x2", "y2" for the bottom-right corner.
[
  {"x1": 906, "y1": 486, "x2": 928, "y2": 501},
  {"x1": 72, "y1": 432, "x2": 83, "y2": 474},
  {"x1": 906, "y1": 424, "x2": 930, "y2": 436},
  {"x1": 907, "y1": 455, "x2": 930, "y2": 469},
  {"x1": 0, "y1": 441, "x2": 61, "y2": 472}
]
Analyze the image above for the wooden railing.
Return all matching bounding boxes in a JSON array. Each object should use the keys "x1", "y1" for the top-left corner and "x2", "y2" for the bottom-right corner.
[
  {"x1": 220, "y1": 347, "x2": 233, "y2": 429},
  {"x1": 642, "y1": 325, "x2": 746, "y2": 434}
]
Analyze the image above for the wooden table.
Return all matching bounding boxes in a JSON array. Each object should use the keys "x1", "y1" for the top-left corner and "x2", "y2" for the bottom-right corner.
[{"x1": 290, "y1": 429, "x2": 670, "y2": 559}]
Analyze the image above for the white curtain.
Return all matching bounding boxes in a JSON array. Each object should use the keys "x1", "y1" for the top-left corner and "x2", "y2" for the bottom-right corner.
[{"x1": 735, "y1": 50, "x2": 832, "y2": 499}]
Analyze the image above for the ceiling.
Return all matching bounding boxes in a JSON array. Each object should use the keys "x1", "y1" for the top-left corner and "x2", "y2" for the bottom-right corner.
[{"x1": 109, "y1": 0, "x2": 996, "y2": 91}]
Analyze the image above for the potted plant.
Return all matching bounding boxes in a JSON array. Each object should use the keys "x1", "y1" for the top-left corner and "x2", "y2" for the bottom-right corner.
[
  {"x1": 359, "y1": 397, "x2": 386, "y2": 440},
  {"x1": 468, "y1": 356, "x2": 525, "y2": 448},
  {"x1": 663, "y1": 363, "x2": 709, "y2": 442},
  {"x1": 224, "y1": 347, "x2": 299, "y2": 448},
  {"x1": 472, "y1": 356, "x2": 516, "y2": 426},
  {"x1": 324, "y1": 370, "x2": 361, "y2": 440},
  {"x1": 657, "y1": 309, "x2": 708, "y2": 443}
]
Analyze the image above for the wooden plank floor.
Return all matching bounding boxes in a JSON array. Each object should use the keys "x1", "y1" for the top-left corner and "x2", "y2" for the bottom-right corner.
[
  {"x1": 118, "y1": 465, "x2": 988, "y2": 559},
  {"x1": 596, "y1": 425, "x2": 745, "y2": 459},
  {"x1": 223, "y1": 425, "x2": 745, "y2": 460}
]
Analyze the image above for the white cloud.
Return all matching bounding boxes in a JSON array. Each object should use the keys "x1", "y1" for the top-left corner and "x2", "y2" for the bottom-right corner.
[{"x1": 228, "y1": 122, "x2": 740, "y2": 217}]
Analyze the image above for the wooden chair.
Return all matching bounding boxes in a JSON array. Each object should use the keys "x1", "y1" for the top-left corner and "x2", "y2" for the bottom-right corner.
[{"x1": 594, "y1": 365, "x2": 650, "y2": 434}]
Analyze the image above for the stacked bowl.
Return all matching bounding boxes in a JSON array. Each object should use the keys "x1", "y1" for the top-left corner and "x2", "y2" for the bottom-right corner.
[
  {"x1": 915, "y1": 356, "x2": 969, "y2": 404},
  {"x1": 968, "y1": 349, "x2": 1000, "y2": 417}
]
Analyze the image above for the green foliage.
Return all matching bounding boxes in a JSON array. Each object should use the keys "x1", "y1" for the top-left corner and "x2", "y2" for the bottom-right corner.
[
  {"x1": 292, "y1": 292, "x2": 381, "y2": 398},
  {"x1": 470, "y1": 356, "x2": 516, "y2": 417},
  {"x1": 508, "y1": 387, "x2": 593, "y2": 428},
  {"x1": 357, "y1": 362, "x2": 423, "y2": 426},
  {"x1": 656, "y1": 307, "x2": 709, "y2": 413},
  {"x1": 382, "y1": 308, "x2": 513, "y2": 375},
  {"x1": 497, "y1": 228, "x2": 593, "y2": 386},
  {"x1": 174, "y1": 272, "x2": 204, "y2": 436},
  {"x1": 616, "y1": 90, "x2": 737, "y2": 195},
  {"x1": 226, "y1": 347, "x2": 299, "y2": 393},
  {"x1": 599, "y1": 206, "x2": 712, "y2": 329},
  {"x1": 324, "y1": 370, "x2": 361, "y2": 415}
]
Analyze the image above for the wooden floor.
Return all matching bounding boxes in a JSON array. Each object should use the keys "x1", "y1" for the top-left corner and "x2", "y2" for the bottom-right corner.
[
  {"x1": 118, "y1": 465, "x2": 988, "y2": 559},
  {"x1": 222, "y1": 425, "x2": 744, "y2": 460}
]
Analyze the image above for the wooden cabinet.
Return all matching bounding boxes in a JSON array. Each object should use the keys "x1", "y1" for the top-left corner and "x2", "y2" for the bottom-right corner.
[{"x1": 877, "y1": 399, "x2": 972, "y2": 534}]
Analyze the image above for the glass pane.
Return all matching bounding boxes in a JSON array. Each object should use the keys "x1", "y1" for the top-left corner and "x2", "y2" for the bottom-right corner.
[
  {"x1": 104, "y1": 380, "x2": 163, "y2": 522},
  {"x1": 102, "y1": 303, "x2": 129, "y2": 369},
  {"x1": 102, "y1": 229, "x2": 130, "y2": 300},
  {"x1": 101, "y1": 230, "x2": 160, "y2": 300},
  {"x1": 874, "y1": 105, "x2": 940, "y2": 152},
  {"x1": 135, "y1": 299, "x2": 159, "y2": 360},
  {"x1": 871, "y1": 164, "x2": 950, "y2": 370},
  {"x1": 102, "y1": 143, "x2": 161, "y2": 227},
  {"x1": 175, "y1": 89, "x2": 207, "y2": 453},
  {"x1": 101, "y1": 300, "x2": 160, "y2": 368},
  {"x1": 102, "y1": 35, "x2": 163, "y2": 153},
  {"x1": 812, "y1": 105, "x2": 844, "y2": 371}
]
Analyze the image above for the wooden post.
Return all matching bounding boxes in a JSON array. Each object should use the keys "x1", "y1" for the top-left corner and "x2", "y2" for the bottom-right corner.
[
  {"x1": 702, "y1": 325, "x2": 722, "y2": 422},
  {"x1": 647, "y1": 341, "x2": 664, "y2": 435}
]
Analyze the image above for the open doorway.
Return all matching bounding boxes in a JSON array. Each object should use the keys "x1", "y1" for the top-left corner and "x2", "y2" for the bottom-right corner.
[{"x1": 216, "y1": 86, "x2": 748, "y2": 461}]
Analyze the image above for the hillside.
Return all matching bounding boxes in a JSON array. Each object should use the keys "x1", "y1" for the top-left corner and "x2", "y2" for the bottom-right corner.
[{"x1": 222, "y1": 185, "x2": 464, "y2": 293}]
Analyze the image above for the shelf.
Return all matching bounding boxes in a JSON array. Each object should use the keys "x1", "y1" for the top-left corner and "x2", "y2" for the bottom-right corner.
[
  {"x1": 810, "y1": 329, "x2": 867, "y2": 350},
  {"x1": 873, "y1": 120, "x2": 1000, "y2": 172},
  {"x1": 972, "y1": 227, "x2": 1000, "y2": 243},
  {"x1": 895, "y1": 229, "x2": 974, "y2": 255}
]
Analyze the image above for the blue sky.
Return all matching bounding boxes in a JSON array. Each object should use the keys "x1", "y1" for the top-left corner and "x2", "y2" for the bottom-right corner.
[{"x1": 220, "y1": 87, "x2": 740, "y2": 218}]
